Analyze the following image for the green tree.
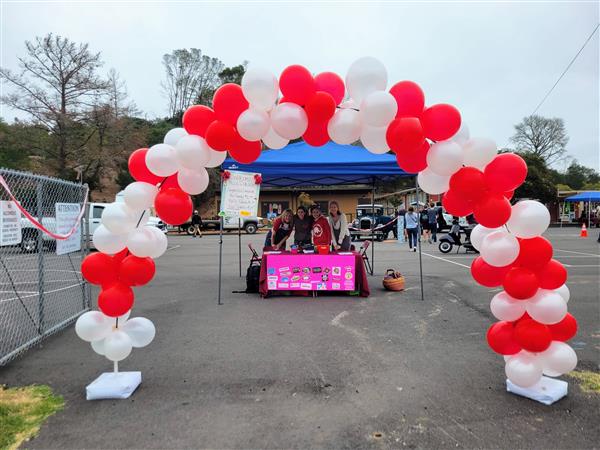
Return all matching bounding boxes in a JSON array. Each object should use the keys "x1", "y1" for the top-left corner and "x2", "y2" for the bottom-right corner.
[
  {"x1": 561, "y1": 161, "x2": 600, "y2": 190},
  {"x1": 514, "y1": 151, "x2": 558, "y2": 204},
  {"x1": 510, "y1": 115, "x2": 569, "y2": 165}
]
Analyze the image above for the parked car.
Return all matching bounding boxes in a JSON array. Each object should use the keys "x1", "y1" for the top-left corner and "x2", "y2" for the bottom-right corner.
[
  {"x1": 349, "y1": 204, "x2": 398, "y2": 241},
  {"x1": 178, "y1": 215, "x2": 265, "y2": 235},
  {"x1": 20, "y1": 203, "x2": 166, "y2": 253}
]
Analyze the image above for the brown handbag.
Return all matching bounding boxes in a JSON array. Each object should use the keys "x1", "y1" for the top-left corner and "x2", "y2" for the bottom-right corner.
[{"x1": 383, "y1": 269, "x2": 405, "y2": 291}]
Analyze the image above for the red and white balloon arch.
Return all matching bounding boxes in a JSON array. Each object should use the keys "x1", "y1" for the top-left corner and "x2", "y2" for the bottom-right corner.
[{"x1": 76, "y1": 57, "x2": 577, "y2": 391}]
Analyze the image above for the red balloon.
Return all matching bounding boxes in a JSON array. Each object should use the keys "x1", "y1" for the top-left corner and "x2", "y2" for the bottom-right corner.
[
  {"x1": 128, "y1": 148, "x2": 162, "y2": 185},
  {"x1": 395, "y1": 140, "x2": 430, "y2": 173},
  {"x1": 504, "y1": 190, "x2": 514, "y2": 200},
  {"x1": 212, "y1": 83, "x2": 249, "y2": 125},
  {"x1": 302, "y1": 121, "x2": 330, "y2": 147},
  {"x1": 536, "y1": 259, "x2": 567, "y2": 289},
  {"x1": 516, "y1": 237, "x2": 553, "y2": 270},
  {"x1": 279, "y1": 65, "x2": 315, "y2": 105},
  {"x1": 228, "y1": 133, "x2": 262, "y2": 164},
  {"x1": 182, "y1": 105, "x2": 215, "y2": 137},
  {"x1": 154, "y1": 188, "x2": 193, "y2": 225},
  {"x1": 205, "y1": 120, "x2": 236, "y2": 151},
  {"x1": 514, "y1": 318, "x2": 552, "y2": 352},
  {"x1": 305, "y1": 92, "x2": 336, "y2": 123},
  {"x1": 471, "y1": 257, "x2": 512, "y2": 287},
  {"x1": 119, "y1": 255, "x2": 156, "y2": 287},
  {"x1": 487, "y1": 321, "x2": 521, "y2": 355},
  {"x1": 98, "y1": 283, "x2": 134, "y2": 317},
  {"x1": 389, "y1": 81, "x2": 425, "y2": 118},
  {"x1": 442, "y1": 189, "x2": 473, "y2": 217},
  {"x1": 386, "y1": 118, "x2": 425, "y2": 153},
  {"x1": 420, "y1": 104, "x2": 461, "y2": 141},
  {"x1": 81, "y1": 253, "x2": 119, "y2": 287},
  {"x1": 473, "y1": 193, "x2": 512, "y2": 228},
  {"x1": 112, "y1": 248, "x2": 129, "y2": 265},
  {"x1": 314, "y1": 72, "x2": 345, "y2": 105},
  {"x1": 548, "y1": 313, "x2": 577, "y2": 342},
  {"x1": 483, "y1": 153, "x2": 527, "y2": 193},
  {"x1": 160, "y1": 174, "x2": 182, "y2": 190},
  {"x1": 449, "y1": 167, "x2": 488, "y2": 202},
  {"x1": 503, "y1": 267, "x2": 539, "y2": 299}
]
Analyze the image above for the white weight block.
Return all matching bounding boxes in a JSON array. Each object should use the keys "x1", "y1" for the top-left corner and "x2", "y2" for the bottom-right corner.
[
  {"x1": 86, "y1": 371, "x2": 142, "y2": 400},
  {"x1": 506, "y1": 376, "x2": 568, "y2": 405}
]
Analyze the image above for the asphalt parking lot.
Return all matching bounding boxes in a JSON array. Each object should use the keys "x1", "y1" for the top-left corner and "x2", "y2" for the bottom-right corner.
[{"x1": 1, "y1": 227, "x2": 598, "y2": 449}]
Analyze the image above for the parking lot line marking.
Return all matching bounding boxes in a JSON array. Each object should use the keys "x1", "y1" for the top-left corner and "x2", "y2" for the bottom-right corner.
[
  {"x1": 166, "y1": 245, "x2": 181, "y2": 251},
  {"x1": 420, "y1": 252, "x2": 471, "y2": 269},
  {"x1": 0, "y1": 282, "x2": 83, "y2": 304},
  {"x1": 555, "y1": 249, "x2": 600, "y2": 257},
  {"x1": 563, "y1": 265, "x2": 600, "y2": 268}
]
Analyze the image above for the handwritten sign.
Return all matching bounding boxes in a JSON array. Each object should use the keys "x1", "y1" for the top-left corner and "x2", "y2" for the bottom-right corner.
[
  {"x1": 220, "y1": 170, "x2": 260, "y2": 218},
  {"x1": 55, "y1": 203, "x2": 81, "y2": 255},
  {"x1": 0, "y1": 201, "x2": 22, "y2": 246}
]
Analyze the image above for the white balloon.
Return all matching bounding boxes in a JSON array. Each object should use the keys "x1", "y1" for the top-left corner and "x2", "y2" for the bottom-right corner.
[
  {"x1": 327, "y1": 109, "x2": 362, "y2": 145},
  {"x1": 262, "y1": 126, "x2": 289, "y2": 149},
  {"x1": 470, "y1": 224, "x2": 502, "y2": 251},
  {"x1": 539, "y1": 341, "x2": 577, "y2": 377},
  {"x1": 175, "y1": 135, "x2": 211, "y2": 171},
  {"x1": 121, "y1": 317, "x2": 156, "y2": 348},
  {"x1": 204, "y1": 149, "x2": 228, "y2": 168},
  {"x1": 177, "y1": 168, "x2": 209, "y2": 195},
  {"x1": 237, "y1": 108, "x2": 270, "y2": 141},
  {"x1": 146, "y1": 143, "x2": 179, "y2": 177},
  {"x1": 93, "y1": 225, "x2": 128, "y2": 254},
  {"x1": 507, "y1": 200, "x2": 550, "y2": 238},
  {"x1": 360, "y1": 125, "x2": 389, "y2": 154},
  {"x1": 555, "y1": 284, "x2": 570, "y2": 303},
  {"x1": 163, "y1": 127, "x2": 188, "y2": 146},
  {"x1": 103, "y1": 330, "x2": 133, "y2": 362},
  {"x1": 146, "y1": 225, "x2": 168, "y2": 259},
  {"x1": 101, "y1": 203, "x2": 138, "y2": 235},
  {"x1": 426, "y1": 140, "x2": 464, "y2": 176},
  {"x1": 124, "y1": 182, "x2": 158, "y2": 212},
  {"x1": 345, "y1": 56, "x2": 387, "y2": 104},
  {"x1": 241, "y1": 67, "x2": 278, "y2": 110},
  {"x1": 126, "y1": 227, "x2": 156, "y2": 257},
  {"x1": 360, "y1": 91, "x2": 397, "y2": 127},
  {"x1": 75, "y1": 311, "x2": 110, "y2": 342},
  {"x1": 490, "y1": 291, "x2": 527, "y2": 321},
  {"x1": 480, "y1": 230, "x2": 520, "y2": 267},
  {"x1": 91, "y1": 339, "x2": 105, "y2": 355},
  {"x1": 270, "y1": 102, "x2": 308, "y2": 140},
  {"x1": 505, "y1": 352, "x2": 543, "y2": 388},
  {"x1": 417, "y1": 168, "x2": 450, "y2": 195},
  {"x1": 462, "y1": 137, "x2": 497, "y2": 170},
  {"x1": 450, "y1": 122, "x2": 470, "y2": 146},
  {"x1": 526, "y1": 290, "x2": 568, "y2": 324},
  {"x1": 340, "y1": 99, "x2": 359, "y2": 110}
]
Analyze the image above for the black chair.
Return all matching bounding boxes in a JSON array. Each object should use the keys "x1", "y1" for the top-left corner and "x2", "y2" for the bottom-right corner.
[{"x1": 358, "y1": 240, "x2": 372, "y2": 274}]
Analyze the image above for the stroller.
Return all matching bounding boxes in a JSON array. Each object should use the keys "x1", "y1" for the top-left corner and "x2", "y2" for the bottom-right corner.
[{"x1": 438, "y1": 226, "x2": 478, "y2": 254}]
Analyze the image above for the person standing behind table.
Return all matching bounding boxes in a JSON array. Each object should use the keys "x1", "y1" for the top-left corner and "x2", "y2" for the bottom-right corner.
[
  {"x1": 405, "y1": 206, "x2": 420, "y2": 252},
  {"x1": 293, "y1": 206, "x2": 313, "y2": 247},
  {"x1": 191, "y1": 210, "x2": 203, "y2": 238},
  {"x1": 328, "y1": 200, "x2": 351, "y2": 251},
  {"x1": 264, "y1": 209, "x2": 294, "y2": 250},
  {"x1": 427, "y1": 202, "x2": 439, "y2": 243},
  {"x1": 310, "y1": 204, "x2": 332, "y2": 247}
]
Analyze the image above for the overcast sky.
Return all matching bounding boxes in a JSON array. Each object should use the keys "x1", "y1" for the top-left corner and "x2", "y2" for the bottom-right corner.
[{"x1": 1, "y1": 1, "x2": 598, "y2": 169}]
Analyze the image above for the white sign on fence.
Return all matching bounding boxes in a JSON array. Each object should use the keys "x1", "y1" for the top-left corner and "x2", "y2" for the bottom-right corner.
[
  {"x1": 220, "y1": 170, "x2": 261, "y2": 218},
  {"x1": 0, "y1": 201, "x2": 22, "y2": 246},
  {"x1": 55, "y1": 202, "x2": 81, "y2": 255}
]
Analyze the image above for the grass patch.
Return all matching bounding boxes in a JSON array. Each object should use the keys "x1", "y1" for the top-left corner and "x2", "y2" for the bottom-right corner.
[
  {"x1": 567, "y1": 370, "x2": 600, "y2": 394},
  {"x1": 0, "y1": 385, "x2": 64, "y2": 450}
]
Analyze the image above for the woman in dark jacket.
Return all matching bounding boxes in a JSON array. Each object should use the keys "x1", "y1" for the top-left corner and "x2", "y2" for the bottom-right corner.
[{"x1": 292, "y1": 206, "x2": 312, "y2": 247}]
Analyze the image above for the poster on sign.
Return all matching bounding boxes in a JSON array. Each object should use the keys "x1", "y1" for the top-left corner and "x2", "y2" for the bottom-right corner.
[
  {"x1": 0, "y1": 201, "x2": 22, "y2": 246},
  {"x1": 55, "y1": 203, "x2": 81, "y2": 255},
  {"x1": 220, "y1": 170, "x2": 260, "y2": 222}
]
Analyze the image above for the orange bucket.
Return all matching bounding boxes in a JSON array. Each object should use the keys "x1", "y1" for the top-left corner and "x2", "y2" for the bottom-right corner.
[{"x1": 317, "y1": 245, "x2": 330, "y2": 254}]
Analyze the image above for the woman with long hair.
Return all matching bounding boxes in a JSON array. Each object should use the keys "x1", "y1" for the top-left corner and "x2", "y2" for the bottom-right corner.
[
  {"x1": 293, "y1": 206, "x2": 312, "y2": 247},
  {"x1": 328, "y1": 200, "x2": 351, "y2": 251},
  {"x1": 264, "y1": 208, "x2": 294, "y2": 250}
]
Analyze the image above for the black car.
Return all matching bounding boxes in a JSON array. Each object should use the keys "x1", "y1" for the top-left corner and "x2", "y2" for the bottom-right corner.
[{"x1": 349, "y1": 204, "x2": 398, "y2": 241}]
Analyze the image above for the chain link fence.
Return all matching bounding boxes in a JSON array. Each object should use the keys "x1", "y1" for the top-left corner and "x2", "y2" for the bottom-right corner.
[{"x1": 0, "y1": 167, "x2": 90, "y2": 366}]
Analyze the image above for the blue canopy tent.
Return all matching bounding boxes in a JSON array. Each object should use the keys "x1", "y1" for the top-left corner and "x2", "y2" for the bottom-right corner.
[
  {"x1": 564, "y1": 191, "x2": 600, "y2": 226},
  {"x1": 219, "y1": 141, "x2": 423, "y2": 299}
]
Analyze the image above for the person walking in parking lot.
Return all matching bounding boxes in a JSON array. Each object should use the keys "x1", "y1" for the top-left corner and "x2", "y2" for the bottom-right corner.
[
  {"x1": 191, "y1": 210, "x2": 203, "y2": 238},
  {"x1": 427, "y1": 202, "x2": 439, "y2": 243},
  {"x1": 405, "y1": 206, "x2": 419, "y2": 252}
]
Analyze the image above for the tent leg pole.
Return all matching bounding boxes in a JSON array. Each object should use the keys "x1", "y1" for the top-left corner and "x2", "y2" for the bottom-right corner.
[
  {"x1": 218, "y1": 215, "x2": 223, "y2": 306},
  {"x1": 415, "y1": 176, "x2": 424, "y2": 302},
  {"x1": 371, "y1": 179, "x2": 375, "y2": 276},
  {"x1": 238, "y1": 217, "x2": 242, "y2": 277}
]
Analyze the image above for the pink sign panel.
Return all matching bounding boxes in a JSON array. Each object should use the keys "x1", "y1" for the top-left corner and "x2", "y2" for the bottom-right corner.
[{"x1": 266, "y1": 254, "x2": 356, "y2": 291}]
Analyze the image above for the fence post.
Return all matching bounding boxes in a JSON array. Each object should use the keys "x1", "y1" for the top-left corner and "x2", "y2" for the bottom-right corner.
[{"x1": 36, "y1": 180, "x2": 45, "y2": 335}]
